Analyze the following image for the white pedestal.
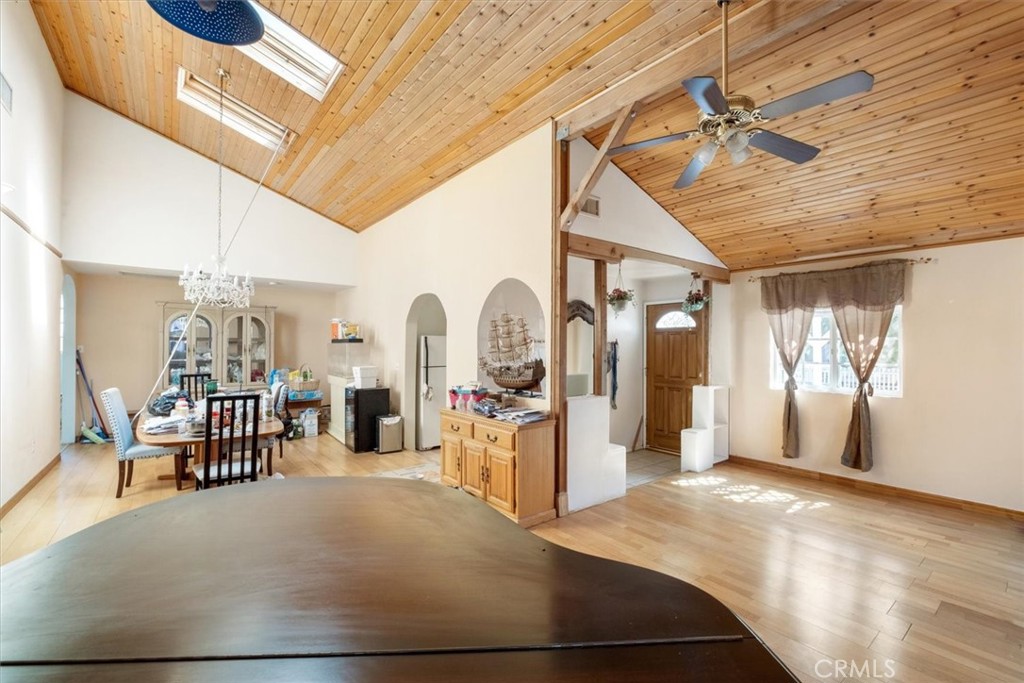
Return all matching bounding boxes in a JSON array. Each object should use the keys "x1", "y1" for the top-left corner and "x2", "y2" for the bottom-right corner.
[
  {"x1": 567, "y1": 395, "x2": 627, "y2": 512},
  {"x1": 681, "y1": 428, "x2": 713, "y2": 473}
]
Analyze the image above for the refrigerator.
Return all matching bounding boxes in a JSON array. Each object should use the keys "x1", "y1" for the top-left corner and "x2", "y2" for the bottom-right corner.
[{"x1": 416, "y1": 335, "x2": 446, "y2": 450}]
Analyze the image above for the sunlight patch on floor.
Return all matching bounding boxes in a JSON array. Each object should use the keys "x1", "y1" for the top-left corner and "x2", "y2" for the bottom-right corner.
[{"x1": 670, "y1": 476, "x2": 831, "y2": 514}]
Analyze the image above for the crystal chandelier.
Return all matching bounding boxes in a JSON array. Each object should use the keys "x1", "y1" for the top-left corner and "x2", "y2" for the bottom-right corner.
[{"x1": 179, "y1": 68, "x2": 254, "y2": 308}]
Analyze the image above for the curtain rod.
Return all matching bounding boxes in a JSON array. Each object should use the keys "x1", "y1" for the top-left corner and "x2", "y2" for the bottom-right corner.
[{"x1": 746, "y1": 257, "x2": 934, "y2": 282}]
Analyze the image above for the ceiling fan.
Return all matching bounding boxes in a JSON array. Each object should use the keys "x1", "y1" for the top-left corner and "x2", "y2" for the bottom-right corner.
[{"x1": 608, "y1": 0, "x2": 874, "y2": 189}]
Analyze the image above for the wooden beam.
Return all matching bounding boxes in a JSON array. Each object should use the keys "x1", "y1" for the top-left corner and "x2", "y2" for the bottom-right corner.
[
  {"x1": 558, "y1": 103, "x2": 638, "y2": 232},
  {"x1": 551, "y1": 133, "x2": 571, "y2": 517},
  {"x1": 568, "y1": 234, "x2": 730, "y2": 283},
  {"x1": 555, "y1": 0, "x2": 859, "y2": 139},
  {"x1": 593, "y1": 261, "x2": 607, "y2": 396}
]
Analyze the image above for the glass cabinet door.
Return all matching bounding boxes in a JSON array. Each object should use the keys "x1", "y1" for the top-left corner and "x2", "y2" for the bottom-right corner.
[
  {"x1": 249, "y1": 316, "x2": 268, "y2": 384},
  {"x1": 224, "y1": 314, "x2": 245, "y2": 386},
  {"x1": 167, "y1": 314, "x2": 189, "y2": 387},
  {"x1": 166, "y1": 311, "x2": 217, "y2": 387},
  {"x1": 194, "y1": 315, "x2": 215, "y2": 376}
]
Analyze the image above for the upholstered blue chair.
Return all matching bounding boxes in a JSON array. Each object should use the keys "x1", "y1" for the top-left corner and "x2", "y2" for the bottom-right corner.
[{"x1": 100, "y1": 387, "x2": 184, "y2": 498}]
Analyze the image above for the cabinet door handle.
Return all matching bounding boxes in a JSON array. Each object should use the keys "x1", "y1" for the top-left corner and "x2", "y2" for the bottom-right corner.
[
  {"x1": 451, "y1": 424, "x2": 460, "y2": 432},
  {"x1": 480, "y1": 466, "x2": 485, "y2": 482},
  {"x1": 486, "y1": 434, "x2": 498, "y2": 443},
  {"x1": 456, "y1": 456, "x2": 460, "y2": 472}
]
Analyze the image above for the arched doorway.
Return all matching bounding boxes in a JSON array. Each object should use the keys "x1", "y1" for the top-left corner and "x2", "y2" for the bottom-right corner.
[{"x1": 404, "y1": 294, "x2": 447, "y2": 450}]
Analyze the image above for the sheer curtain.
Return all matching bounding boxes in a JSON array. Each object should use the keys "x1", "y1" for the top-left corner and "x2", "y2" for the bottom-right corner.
[
  {"x1": 761, "y1": 275, "x2": 819, "y2": 458},
  {"x1": 762, "y1": 261, "x2": 907, "y2": 468},
  {"x1": 825, "y1": 261, "x2": 906, "y2": 471}
]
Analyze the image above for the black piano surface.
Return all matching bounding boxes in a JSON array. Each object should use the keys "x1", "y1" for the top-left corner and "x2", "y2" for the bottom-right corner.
[{"x1": 0, "y1": 478, "x2": 797, "y2": 681}]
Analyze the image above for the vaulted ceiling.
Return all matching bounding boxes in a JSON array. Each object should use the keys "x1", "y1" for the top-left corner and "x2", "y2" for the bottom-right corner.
[{"x1": 30, "y1": 0, "x2": 1024, "y2": 272}]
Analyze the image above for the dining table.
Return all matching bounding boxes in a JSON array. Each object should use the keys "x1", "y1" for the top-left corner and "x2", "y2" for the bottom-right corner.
[{"x1": 136, "y1": 416, "x2": 284, "y2": 477}]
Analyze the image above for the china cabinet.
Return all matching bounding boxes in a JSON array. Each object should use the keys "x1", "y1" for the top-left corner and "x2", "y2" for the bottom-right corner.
[{"x1": 161, "y1": 304, "x2": 274, "y2": 391}]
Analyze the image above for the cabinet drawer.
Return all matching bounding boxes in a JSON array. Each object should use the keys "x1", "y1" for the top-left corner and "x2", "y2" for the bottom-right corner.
[
  {"x1": 442, "y1": 416, "x2": 473, "y2": 438},
  {"x1": 475, "y1": 424, "x2": 515, "y2": 451}
]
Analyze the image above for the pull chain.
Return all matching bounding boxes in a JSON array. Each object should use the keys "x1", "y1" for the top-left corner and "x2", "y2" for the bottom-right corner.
[{"x1": 216, "y1": 67, "x2": 227, "y2": 265}]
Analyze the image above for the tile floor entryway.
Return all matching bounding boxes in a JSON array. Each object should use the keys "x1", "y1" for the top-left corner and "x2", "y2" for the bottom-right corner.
[{"x1": 625, "y1": 449, "x2": 679, "y2": 488}]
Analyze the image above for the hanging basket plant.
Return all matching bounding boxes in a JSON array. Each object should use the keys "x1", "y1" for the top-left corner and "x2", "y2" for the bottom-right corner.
[
  {"x1": 606, "y1": 263, "x2": 635, "y2": 317},
  {"x1": 682, "y1": 290, "x2": 709, "y2": 313}
]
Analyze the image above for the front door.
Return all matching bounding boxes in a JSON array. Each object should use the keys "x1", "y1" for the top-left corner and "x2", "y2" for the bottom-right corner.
[{"x1": 645, "y1": 302, "x2": 707, "y2": 454}]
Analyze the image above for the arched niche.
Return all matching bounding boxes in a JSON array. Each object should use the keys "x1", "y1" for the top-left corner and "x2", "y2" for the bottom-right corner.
[
  {"x1": 404, "y1": 293, "x2": 448, "y2": 450},
  {"x1": 477, "y1": 278, "x2": 546, "y2": 397}
]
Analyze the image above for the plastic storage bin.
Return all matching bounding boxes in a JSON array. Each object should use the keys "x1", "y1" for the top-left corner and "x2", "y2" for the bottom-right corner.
[{"x1": 353, "y1": 366, "x2": 378, "y2": 389}]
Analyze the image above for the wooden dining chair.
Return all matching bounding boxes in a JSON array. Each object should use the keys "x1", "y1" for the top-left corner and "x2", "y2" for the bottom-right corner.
[
  {"x1": 179, "y1": 373, "x2": 212, "y2": 401},
  {"x1": 100, "y1": 387, "x2": 184, "y2": 497},
  {"x1": 194, "y1": 393, "x2": 262, "y2": 490}
]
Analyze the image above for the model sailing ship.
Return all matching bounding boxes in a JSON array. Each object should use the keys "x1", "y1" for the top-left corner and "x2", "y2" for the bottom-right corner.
[{"x1": 479, "y1": 313, "x2": 546, "y2": 392}]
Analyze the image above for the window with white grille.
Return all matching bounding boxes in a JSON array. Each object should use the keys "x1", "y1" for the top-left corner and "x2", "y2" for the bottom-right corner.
[{"x1": 770, "y1": 306, "x2": 902, "y2": 397}]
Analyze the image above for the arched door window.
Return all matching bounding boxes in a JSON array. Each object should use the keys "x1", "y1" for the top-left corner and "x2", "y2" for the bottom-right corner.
[{"x1": 655, "y1": 310, "x2": 696, "y2": 329}]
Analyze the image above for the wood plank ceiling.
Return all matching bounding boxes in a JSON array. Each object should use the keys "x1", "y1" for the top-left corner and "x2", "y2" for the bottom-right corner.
[
  {"x1": 30, "y1": 1, "x2": 1024, "y2": 271},
  {"x1": 585, "y1": 0, "x2": 1024, "y2": 270}
]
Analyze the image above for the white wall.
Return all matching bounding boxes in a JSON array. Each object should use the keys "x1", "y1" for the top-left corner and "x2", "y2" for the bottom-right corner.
[
  {"x1": 730, "y1": 239, "x2": 1024, "y2": 510},
  {"x1": 60, "y1": 94, "x2": 359, "y2": 287},
  {"x1": 0, "y1": 0, "x2": 66, "y2": 506},
  {"x1": 568, "y1": 139, "x2": 724, "y2": 268},
  {"x1": 337, "y1": 125, "x2": 553, "y2": 426}
]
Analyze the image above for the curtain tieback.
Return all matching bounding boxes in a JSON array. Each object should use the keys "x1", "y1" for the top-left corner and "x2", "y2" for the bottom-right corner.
[
  {"x1": 784, "y1": 378, "x2": 797, "y2": 391},
  {"x1": 856, "y1": 381, "x2": 874, "y2": 398}
]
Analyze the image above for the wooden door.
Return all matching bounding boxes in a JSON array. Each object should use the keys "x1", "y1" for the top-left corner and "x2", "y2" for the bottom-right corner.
[
  {"x1": 462, "y1": 441, "x2": 485, "y2": 498},
  {"x1": 485, "y1": 448, "x2": 516, "y2": 514},
  {"x1": 645, "y1": 302, "x2": 707, "y2": 454},
  {"x1": 440, "y1": 433, "x2": 462, "y2": 487}
]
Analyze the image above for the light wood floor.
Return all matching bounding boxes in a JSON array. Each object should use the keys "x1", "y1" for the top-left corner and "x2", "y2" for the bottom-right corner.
[{"x1": 3, "y1": 437, "x2": 1021, "y2": 683}]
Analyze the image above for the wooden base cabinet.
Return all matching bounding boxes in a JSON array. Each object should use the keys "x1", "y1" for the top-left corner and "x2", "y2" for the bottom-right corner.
[{"x1": 439, "y1": 409, "x2": 555, "y2": 527}]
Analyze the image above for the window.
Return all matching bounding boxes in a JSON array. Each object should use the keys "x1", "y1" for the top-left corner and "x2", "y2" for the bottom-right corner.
[
  {"x1": 770, "y1": 306, "x2": 902, "y2": 396},
  {"x1": 655, "y1": 311, "x2": 696, "y2": 329},
  {"x1": 176, "y1": 68, "x2": 294, "y2": 149},
  {"x1": 237, "y1": 4, "x2": 345, "y2": 102}
]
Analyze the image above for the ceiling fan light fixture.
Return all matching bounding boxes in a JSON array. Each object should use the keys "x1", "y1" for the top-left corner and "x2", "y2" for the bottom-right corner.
[
  {"x1": 694, "y1": 140, "x2": 719, "y2": 165},
  {"x1": 724, "y1": 128, "x2": 749, "y2": 153},
  {"x1": 729, "y1": 146, "x2": 752, "y2": 165}
]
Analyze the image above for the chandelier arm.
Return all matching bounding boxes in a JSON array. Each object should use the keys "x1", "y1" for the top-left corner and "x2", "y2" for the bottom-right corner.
[{"x1": 223, "y1": 129, "x2": 289, "y2": 258}]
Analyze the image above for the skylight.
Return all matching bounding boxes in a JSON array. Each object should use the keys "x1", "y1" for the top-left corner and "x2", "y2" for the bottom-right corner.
[
  {"x1": 236, "y1": 4, "x2": 344, "y2": 101},
  {"x1": 176, "y1": 67, "x2": 294, "y2": 150}
]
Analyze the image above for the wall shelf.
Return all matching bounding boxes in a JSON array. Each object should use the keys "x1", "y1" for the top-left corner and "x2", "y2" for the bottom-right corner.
[{"x1": 331, "y1": 338, "x2": 364, "y2": 343}]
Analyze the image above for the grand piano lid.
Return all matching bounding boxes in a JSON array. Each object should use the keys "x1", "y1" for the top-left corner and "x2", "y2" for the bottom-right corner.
[{"x1": 0, "y1": 478, "x2": 797, "y2": 681}]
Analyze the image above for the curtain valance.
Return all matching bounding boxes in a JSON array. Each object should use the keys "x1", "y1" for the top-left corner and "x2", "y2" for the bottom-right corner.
[{"x1": 761, "y1": 260, "x2": 908, "y2": 314}]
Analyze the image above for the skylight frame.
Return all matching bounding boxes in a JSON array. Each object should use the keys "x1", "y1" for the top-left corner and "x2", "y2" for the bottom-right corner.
[
  {"x1": 176, "y1": 67, "x2": 294, "y2": 150},
  {"x1": 236, "y1": 4, "x2": 345, "y2": 102}
]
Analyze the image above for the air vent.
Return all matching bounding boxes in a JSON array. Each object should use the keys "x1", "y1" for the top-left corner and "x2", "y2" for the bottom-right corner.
[
  {"x1": 581, "y1": 195, "x2": 600, "y2": 217},
  {"x1": 1, "y1": 72, "x2": 12, "y2": 114}
]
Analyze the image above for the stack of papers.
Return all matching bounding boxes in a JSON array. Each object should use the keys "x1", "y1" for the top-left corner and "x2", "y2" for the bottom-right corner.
[
  {"x1": 492, "y1": 408, "x2": 547, "y2": 425},
  {"x1": 142, "y1": 415, "x2": 185, "y2": 434}
]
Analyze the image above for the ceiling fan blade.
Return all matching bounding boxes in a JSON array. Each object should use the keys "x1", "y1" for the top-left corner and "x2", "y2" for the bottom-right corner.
[
  {"x1": 747, "y1": 129, "x2": 820, "y2": 164},
  {"x1": 673, "y1": 153, "x2": 712, "y2": 189},
  {"x1": 758, "y1": 70, "x2": 874, "y2": 120},
  {"x1": 682, "y1": 76, "x2": 730, "y2": 116},
  {"x1": 608, "y1": 130, "x2": 698, "y2": 156}
]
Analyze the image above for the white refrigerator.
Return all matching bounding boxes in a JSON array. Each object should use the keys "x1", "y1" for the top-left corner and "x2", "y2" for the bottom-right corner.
[{"x1": 416, "y1": 335, "x2": 446, "y2": 450}]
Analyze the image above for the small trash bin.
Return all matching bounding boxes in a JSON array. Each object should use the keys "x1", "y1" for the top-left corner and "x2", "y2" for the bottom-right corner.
[{"x1": 376, "y1": 415, "x2": 403, "y2": 453}]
